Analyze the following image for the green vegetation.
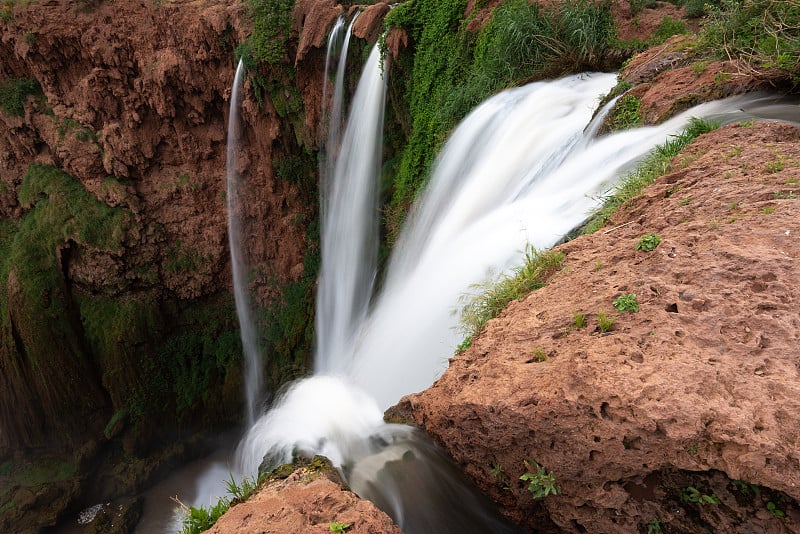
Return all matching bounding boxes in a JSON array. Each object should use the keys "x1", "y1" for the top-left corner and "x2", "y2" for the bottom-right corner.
[
  {"x1": 680, "y1": 486, "x2": 720, "y2": 505},
  {"x1": 520, "y1": 460, "x2": 559, "y2": 499},
  {"x1": 613, "y1": 293, "x2": 639, "y2": 312},
  {"x1": 636, "y1": 233, "x2": 661, "y2": 252},
  {"x1": 606, "y1": 94, "x2": 643, "y2": 131},
  {"x1": 584, "y1": 118, "x2": 719, "y2": 233},
  {"x1": 646, "y1": 518, "x2": 663, "y2": 533},
  {"x1": 245, "y1": 0, "x2": 293, "y2": 66},
  {"x1": 458, "y1": 246, "x2": 565, "y2": 339},
  {"x1": 652, "y1": 16, "x2": 688, "y2": 44},
  {"x1": 531, "y1": 347, "x2": 548, "y2": 362},
  {"x1": 701, "y1": 0, "x2": 800, "y2": 82},
  {"x1": 0, "y1": 164, "x2": 130, "y2": 370},
  {"x1": 329, "y1": 522, "x2": 353, "y2": 533},
  {"x1": 179, "y1": 474, "x2": 259, "y2": 534},
  {"x1": 572, "y1": 311, "x2": 587, "y2": 329},
  {"x1": 597, "y1": 311, "x2": 615, "y2": 332},
  {"x1": 0, "y1": 77, "x2": 42, "y2": 116},
  {"x1": 384, "y1": 0, "x2": 616, "y2": 234}
]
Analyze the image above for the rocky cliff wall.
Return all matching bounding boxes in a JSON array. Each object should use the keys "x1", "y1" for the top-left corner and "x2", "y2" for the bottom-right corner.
[{"x1": 0, "y1": 0, "x2": 390, "y2": 530}]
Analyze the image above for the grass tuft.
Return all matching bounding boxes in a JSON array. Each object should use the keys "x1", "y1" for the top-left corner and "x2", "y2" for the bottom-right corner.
[
  {"x1": 584, "y1": 117, "x2": 718, "y2": 233},
  {"x1": 458, "y1": 245, "x2": 565, "y2": 340}
]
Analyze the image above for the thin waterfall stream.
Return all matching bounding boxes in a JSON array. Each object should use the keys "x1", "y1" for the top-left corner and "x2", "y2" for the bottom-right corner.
[{"x1": 226, "y1": 58, "x2": 262, "y2": 427}]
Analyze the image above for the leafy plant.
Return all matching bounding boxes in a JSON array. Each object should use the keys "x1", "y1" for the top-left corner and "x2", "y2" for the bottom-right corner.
[
  {"x1": 179, "y1": 473, "x2": 260, "y2": 534},
  {"x1": 458, "y1": 246, "x2": 565, "y2": 338},
  {"x1": 636, "y1": 233, "x2": 661, "y2": 252},
  {"x1": 681, "y1": 486, "x2": 720, "y2": 505},
  {"x1": 520, "y1": 460, "x2": 559, "y2": 499},
  {"x1": 572, "y1": 311, "x2": 587, "y2": 329},
  {"x1": 646, "y1": 518, "x2": 662, "y2": 534},
  {"x1": 766, "y1": 501, "x2": 785, "y2": 518},
  {"x1": 330, "y1": 522, "x2": 352, "y2": 533},
  {"x1": 613, "y1": 293, "x2": 639, "y2": 313},
  {"x1": 597, "y1": 311, "x2": 615, "y2": 332}
]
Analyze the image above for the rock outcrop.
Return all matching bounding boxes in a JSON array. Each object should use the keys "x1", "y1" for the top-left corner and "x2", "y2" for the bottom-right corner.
[
  {"x1": 391, "y1": 121, "x2": 800, "y2": 532},
  {"x1": 206, "y1": 457, "x2": 402, "y2": 534}
]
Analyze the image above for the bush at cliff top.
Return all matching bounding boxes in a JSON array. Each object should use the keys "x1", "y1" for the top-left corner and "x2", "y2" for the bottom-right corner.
[
  {"x1": 701, "y1": 0, "x2": 800, "y2": 82},
  {"x1": 246, "y1": 0, "x2": 293, "y2": 66}
]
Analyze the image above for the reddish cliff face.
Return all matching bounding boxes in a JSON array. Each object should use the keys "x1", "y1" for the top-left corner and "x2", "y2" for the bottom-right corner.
[{"x1": 391, "y1": 121, "x2": 800, "y2": 532}]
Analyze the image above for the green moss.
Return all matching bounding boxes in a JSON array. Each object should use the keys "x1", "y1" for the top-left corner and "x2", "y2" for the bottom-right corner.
[
  {"x1": 245, "y1": 0, "x2": 294, "y2": 66},
  {"x1": 0, "y1": 77, "x2": 42, "y2": 116},
  {"x1": 0, "y1": 165, "x2": 130, "y2": 364}
]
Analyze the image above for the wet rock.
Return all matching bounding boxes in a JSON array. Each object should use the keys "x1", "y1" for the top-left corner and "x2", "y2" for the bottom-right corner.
[{"x1": 80, "y1": 496, "x2": 144, "y2": 534}]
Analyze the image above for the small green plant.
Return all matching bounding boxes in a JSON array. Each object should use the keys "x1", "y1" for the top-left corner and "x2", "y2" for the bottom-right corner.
[
  {"x1": 613, "y1": 294, "x2": 639, "y2": 313},
  {"x1": 330, "y1": 522, "x2": 352, "y2": 533},
  {"x1": 455, "y1": 335, "x2": 473, "y2": 354},
  {"x1": 636, "y1": 234, "x2": 661, "y2": 252},
  {"x1": 179, "y1": 473, "x2": 260, "y2": 534},
  {"x1": 646, "y1": 518, "x2": 662, "y2": 534},
  {"x1": 531, "y1": 348, "x2": 548, "y2": 362},
  {"x1": 766, "y1": 158, "x2": 786, "y2": 173},
  {"x1": 594, "y1": 260, "x2": 602, "y2": 271},
  {"x1": 766, "y1": 501, "x2": 785, "y2": 518},
  {"x1": 773, "y1": 190, "x2": 796, "y2": 199},
  {"x1": 681, "y1": 486, "x2": 720, "y2": 505},
  {"x1": 732, "y1": 480, "x2": 760, "y2": 496},
  {"x1": 713, "y1": 71, "x2": 732, "y2": 85},
  {"x1": 761, "y1": 207, "x2": 776, "y2": 215},
  {"x1": 520, "y1": 460, "x2": 559, "y2": 499},
  {"x1": 572, "y1": 311, "x2": 587, "y2": 329},
  {"x1": 687, "y1": 445, "x2": 698, "y2": 455},
  {"x1": 597, "y1": 311, "x2": 615, "y2": 332}
]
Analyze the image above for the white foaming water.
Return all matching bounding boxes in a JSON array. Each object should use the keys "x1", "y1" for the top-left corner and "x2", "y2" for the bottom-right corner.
[
  {"x1": 225, "y1": 59, "x2": 262, "y2": 426},
  {"x1": 237, "y1": 72, "x2": 784, "y2": 531},
  {"x1": 315, "y1": 43, "x2": 387, "y2": 374}
]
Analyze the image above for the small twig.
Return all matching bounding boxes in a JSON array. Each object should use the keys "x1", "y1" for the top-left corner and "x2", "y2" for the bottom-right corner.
[
  {"x1": 603, "y1": 221, "x2": 636, "y2": 234},
  {"x1": 171, "y1": 495, "x2": 190, "y2": 513}
]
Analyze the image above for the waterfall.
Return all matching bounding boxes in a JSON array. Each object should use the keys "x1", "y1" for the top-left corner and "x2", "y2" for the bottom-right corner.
[
  {"x1": 236, "y1": 62, "x2": 780, "y2": 530},
  {"x1": 225, "y1": 59, "x2": 262, "y2": 426},
  {"x1": 315, "y1": 41, "x2": 387, "y2": 374}
]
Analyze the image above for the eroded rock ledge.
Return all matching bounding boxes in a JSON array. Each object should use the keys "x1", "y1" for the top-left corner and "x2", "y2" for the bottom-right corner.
[
  {"x1": 390, "y1": 121, "x2": 800, "y2": 533},
  {"x1": 207, "y1": 456, "x2": 402, "y2": 534}
]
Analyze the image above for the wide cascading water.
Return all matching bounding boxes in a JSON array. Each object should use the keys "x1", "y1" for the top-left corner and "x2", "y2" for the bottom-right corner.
[
  {"x1": 226, "y1": 59, "x2": 262, "y2": 426},
  {"x1": 315, "y1": 42, "x2": 387, "y2": 374},
  {"x1": 237, "y1": 65, "x2": 783, "y2": 530}
]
